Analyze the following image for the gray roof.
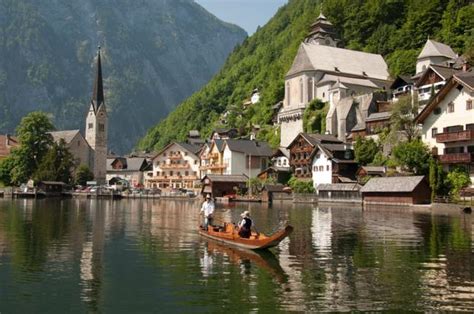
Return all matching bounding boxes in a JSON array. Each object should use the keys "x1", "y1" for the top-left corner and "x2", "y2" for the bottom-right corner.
[
  {"x1": 455, "y1": 70, "x2": 474, "y2": 90},
  {"x1": 430, "y1": 64, "x2": 458, "y2": 80},
  {"x1": 49, "y1": 130, "x2": 81, "y2": 144},
  {"x1": 202, "y1": 174, "x2": 248, "y2": 183},
  {"x1": 361, "y1": 166, "x2": 386, "y2": 174},
  {"x1": 214, "y1": 139, "x2": 225, "y2": 152},
  {"x1": 418, "y1": 39, "x2": 457, "y2": 60},
  {"x1": 107, "y1": 157, "x2": 148, "y2": 172},
  {"x1": 317, "y1": 183, "x2": 360, "y2": 191},
  {"x1": 299, "y1": 133, "x2": 342, "y2": 147},
  {"x1": 225, "y1": 139, "x2": 273, "y2": 157},
  {"x1": 366, "y1": 111, "x2": 391, "y2": 122},
  {"x1": 360, "y1": 176, "x2": 426, "y2": 193},
  {"x1": 317, "y1": 74, "x2": 379, "y2": 88},
  {"x1": 287, "y1": 43, "x2": 390, "y2": 80},
  {"x1": 177, "y1": 142, "x2": 202, "y2": 155}
]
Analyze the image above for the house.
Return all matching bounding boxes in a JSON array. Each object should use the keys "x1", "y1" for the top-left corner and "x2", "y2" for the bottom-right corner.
[
  {"x1": 310, "y1": 142, "x2": 358, "y2": 188},
  {"x1": 48, "y1": 48, "x2": 108, "y2": 183},
  {"x1": 415, "y1": 64, "x2": 460, "y2": 103},
  {"x1": 187, "y1": 130, "x2": 205, "y2": 146},
  {"x1": 222, "y1": 139, "x2": 273, "y2": 178},
  {"x1": 200, "y1": 139, "x2": 226, "y2": 176},
  {"x1": 415, "y1": 39, "x2": 458, "y2": 75},
  {"x1": 36, "y1": 181, "x2": 67, "y2": 196},
  {"x1": 415, "y1": 70, "x2": 474, "y2": 186},
  {"x1": 0, "y1": 134, "x2": 19, "y2": 160},
  {"x1": 106, "y1": 157, "x2": 151, "y2": 187},
  {"x1": 350, "y1": 100, "x2": 393, "y2": 140},
  {"x1": 287, "y1": 133, "x2": 342, "y2": 180},
  {"x1": 391, "y1": 75, "x2": 414, "y2": 102},
  {"x1": 258, "y1": 148, "x2": 291, "y2": 184},
  {"x1": 201, "y1": 174, "x2": 248, "y2": 198},
  {"x1": 49, "y1": 130, "x2": 91, "y2": 168},
  {"x1": 210, "y1": 128, "x2": 238, "y2": 140},
  {"x1": 356, "y1": 166, "x2": 387, "y2": 179},
  {"x1": 146, "y1": 142, "x2": 202, "y2": 190},
  {"x1": 360, "y1": 176, "x2": 431, "y2": 205},
  {"x1": 277, "y1": 13, "x2": 391, "y2": 147}
]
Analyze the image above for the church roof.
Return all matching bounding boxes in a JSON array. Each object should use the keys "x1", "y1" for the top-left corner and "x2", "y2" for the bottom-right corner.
[
  {"x1": 287, "y1": 43, "x2": 390, "y2": 80},
  {"x1": 91, "y1": 48, "x2": 105, "y2": 113},
  {"x1": 317, "y1": 74, "x2": 379, "y2": 88},
  {"x1": 418, "y1": 39, "x2": 457, "y2": 60},
  {"x1": 49, "y1": 130, "x2": 81, "y2": 144}
]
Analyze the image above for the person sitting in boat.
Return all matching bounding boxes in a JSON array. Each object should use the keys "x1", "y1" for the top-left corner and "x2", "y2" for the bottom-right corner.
[
  {"x1": 200, "y1": 194, "x2": 215, "y2": 230},
  {"x1": 238, "y1": 211, "x2": 253, "y2": 238}
]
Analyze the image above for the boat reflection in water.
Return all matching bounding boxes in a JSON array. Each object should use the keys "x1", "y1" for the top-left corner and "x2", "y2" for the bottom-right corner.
[{"x1": 200, "y1": 239, "x2": 288, "y2": 283}]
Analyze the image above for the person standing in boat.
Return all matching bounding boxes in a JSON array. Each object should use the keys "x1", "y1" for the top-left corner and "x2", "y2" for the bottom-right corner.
[
  {"x1": 238, "y1": 211, "x2": 253, "y2": 238},
  {"x1": 200, "y1": 194, "x2": 215, "y2": 230}
]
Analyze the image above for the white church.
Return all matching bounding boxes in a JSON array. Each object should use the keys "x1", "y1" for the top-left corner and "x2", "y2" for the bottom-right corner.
[
  {"x1": 50, "y1": 48, "x2": 108, "y2": 183},
  {"x1": 277, "y1": 13, "x2": 392, "y2": 147}
]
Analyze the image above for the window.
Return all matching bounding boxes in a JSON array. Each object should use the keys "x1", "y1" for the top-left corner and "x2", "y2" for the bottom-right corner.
[
  {"x1": 434, "y1": 107, "x2": 441, "y2": 115},
  {"x1": 466, "y1": 124, "x2": 474, "y2": 131},
  {"x1": 308, "y1": 78, "x2": 313, "y2": 102},
  {"x1": 448, "y1": 102, "x2": 454, "y2": 113},
  {"x1": 286, "y1": 82, "x2": 291, "y2": 106},
  {"x1": 431, "y1": 128, "x2": 438, "y2": 138},
  {"x1": 467, "y1": 99, "x2": 473, "y2": 110},
  {"x1": 319, "y1": 166, "x2": 323, "y2": 171},
  {"x1": 184, "y1": 152, "x2": 188, "y2": 156},
  {"x1": 300, "y1": 78, "x2": 304, "y2": 103},
  {"x1": 88, "y1": 123, "x2": 93, "y2": 129},
  {"x1": 99, "y1": 123, "x2": 105, "y2": 132},
  {"x1": 326, "y1": 165, "x2": 330, "y2": 171},
  {"x1": 194, "y1": 160, "x2": 198, "y2": 165},
  {"x1": 185, "y1": 171, "x2": 189, "y2": 176},
  {"x1": 313, "y1": 166, "x2": 317, "y2": 172},
  {"x1": 170, "y1": 171, "x2": 173, "y2": 176}
]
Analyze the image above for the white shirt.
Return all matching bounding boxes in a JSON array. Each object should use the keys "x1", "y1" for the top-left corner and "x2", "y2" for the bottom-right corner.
[{"x1": 201, "y1": 200, "x2": 215, "y2": 217}]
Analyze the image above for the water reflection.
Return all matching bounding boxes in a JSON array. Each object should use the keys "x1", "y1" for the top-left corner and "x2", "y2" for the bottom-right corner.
[{"x1": 0, "y1": 199, "x2": 472, "y2": 312}]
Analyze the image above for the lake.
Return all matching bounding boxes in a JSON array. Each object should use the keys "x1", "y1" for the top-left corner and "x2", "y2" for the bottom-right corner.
[{"x1": 0, "y1": 198, "x2": 473, "y2": 312}]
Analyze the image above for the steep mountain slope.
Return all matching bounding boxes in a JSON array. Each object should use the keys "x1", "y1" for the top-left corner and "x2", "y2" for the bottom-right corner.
[
  {"x1": 0, "y1": 0, "x2": 246, "y2": 153},
  {"x1": 138, "y1": 0, "x2": 473, "y2": 151}
]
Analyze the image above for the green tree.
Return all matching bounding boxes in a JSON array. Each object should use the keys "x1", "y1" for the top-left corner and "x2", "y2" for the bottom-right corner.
[
  {"x1": 33, "y1": 139, "x2": 75, "y2": 183},
  {"x1": 446, "y1": 167, "x2": 471, "y2": 201},
  {"x1": 0, "y1": 156, "x2": 15, "y2": 186},
  {"x1": 389, "y1": 95, "x2": 420, "y2": 143},
  {"x1": 288, "y1": 176, "x2": 314, "y2": 193},
  {"x1": 9, "y1": 112, "x2": 55, "y2": 185},
  {"x1": 392, "y1": 139, "x2": 430, "y2": 175},
  {"x1": 303, "y1": 99, "x2": 328, "y2": 133},
  {"x1": 354, "y1": 137, "x2": 379, "y2": 166},
  {"x1": 74, "y1": 164, "x2": 94, "y2": 186}
]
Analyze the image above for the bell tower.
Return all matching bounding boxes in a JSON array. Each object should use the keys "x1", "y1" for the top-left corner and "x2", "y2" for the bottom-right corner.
[
  {"x1": 85, "y1": 47, "x2": 108, "y2": 184},
  {"x1": 305, "y1": 12, "x2": 340, "y2": 47}
]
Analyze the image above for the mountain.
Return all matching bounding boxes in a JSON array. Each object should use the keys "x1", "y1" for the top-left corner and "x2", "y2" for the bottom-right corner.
[
  {"x1": 0, "y1": 0, "x2": 246, "y2": 153},
  {"x1": 138, "y1": 0, "x2": 473, "y2": 151}
]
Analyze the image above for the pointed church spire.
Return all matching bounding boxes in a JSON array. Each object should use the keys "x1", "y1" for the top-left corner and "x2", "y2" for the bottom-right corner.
[{"x1": 91, "y1": 46, "x2": 104, "y2": 112}]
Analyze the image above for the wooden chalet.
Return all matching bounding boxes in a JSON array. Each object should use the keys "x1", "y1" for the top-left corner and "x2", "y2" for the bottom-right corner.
[
  {"x1": 287, "y1": 133, "x2": 342, "y2": 180},
  {"x1": 201, "y1": 174, "x2": 248, "y2": 198}
]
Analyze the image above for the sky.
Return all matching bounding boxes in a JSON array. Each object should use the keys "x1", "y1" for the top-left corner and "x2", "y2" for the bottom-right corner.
[{"x1": 194, "y1": 0, "x2": 288, "y2": 35}]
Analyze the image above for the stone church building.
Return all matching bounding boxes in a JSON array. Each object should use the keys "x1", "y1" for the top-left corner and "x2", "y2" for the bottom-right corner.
[
  {"x1": 50, "y1": 48, "x2": 108, "y2": 183},
  {"x1": 277, "y1": 13, "x2": 392, "y2": 147}
]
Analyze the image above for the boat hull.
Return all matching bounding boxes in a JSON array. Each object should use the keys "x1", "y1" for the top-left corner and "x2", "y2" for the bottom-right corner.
[{"x1": 199, "y1": 224, "x2": 293, "y2": 250}]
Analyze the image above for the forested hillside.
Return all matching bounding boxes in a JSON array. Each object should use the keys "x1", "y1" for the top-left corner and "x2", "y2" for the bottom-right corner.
[
  {"x1": 139, "y1": 0, "x2": 473, "y2": 151},
  {"x1": 0, "y1": 0, "x2": 246, "y2": 153}
]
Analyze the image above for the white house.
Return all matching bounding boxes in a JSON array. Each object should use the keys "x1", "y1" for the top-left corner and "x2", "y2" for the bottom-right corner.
[
  {"x1": 221, "y1": 139, "x2": 273, "y2": 178},
  {"x1": 415, "y1": 39, "x2": 458, "y2": 75},
  {"x1": 146, "y1": 142, "x2": 202, "y2": 189},
  {"x1": 416, "y1": 70, "x2": 474, "y2": 186},
  {"x1": 310, "y1": 143, "x2": 358, "y2": 188}
]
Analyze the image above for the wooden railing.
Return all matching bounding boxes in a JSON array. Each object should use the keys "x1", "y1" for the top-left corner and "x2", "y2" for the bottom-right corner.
[
  {"x1": 439, "y1": 153, "x2": 473, "y2": 164},
  {"x1": 159, "y1": 163, "x2": 190, "y2": 169},
  {"x1": 436, "y1": 130, "x2": 474, "y2": 143}
]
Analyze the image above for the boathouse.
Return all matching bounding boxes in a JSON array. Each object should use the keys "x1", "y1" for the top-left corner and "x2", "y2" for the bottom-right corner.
[
  {"x1": 201, "y1": 174, "x2": 248, "y2": 198},
  {"x1": 316, "y1": 183, "x2": 361, "y2": 204},
  {"x1": 360, "y1": 176, "x2": 431, "y2": 205}
]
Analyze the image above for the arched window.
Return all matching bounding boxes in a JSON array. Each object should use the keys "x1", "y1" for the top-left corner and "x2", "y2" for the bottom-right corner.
[
  {"x1": 286, "y1": 82, "x2": 291, "y2": 106},
  {"x1": 300, "y1": 78, "x2": 304, "y2": 103},
  {"x1": 308, "y1": 78, "x2": 314, "y2": 102}
]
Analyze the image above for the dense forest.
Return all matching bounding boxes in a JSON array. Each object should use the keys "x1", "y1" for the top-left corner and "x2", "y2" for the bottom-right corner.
[
  {"x1": 0, "y1": 0, "x2": 246, "y2": 153},
  {"x1": 138, "y1": 0, "x2": 473, "y2": 152}
]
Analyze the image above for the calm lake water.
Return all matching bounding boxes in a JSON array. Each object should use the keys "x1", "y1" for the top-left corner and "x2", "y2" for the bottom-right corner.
[{"x1": 0, "y1": 198, "x2": 473, "y2": 312}]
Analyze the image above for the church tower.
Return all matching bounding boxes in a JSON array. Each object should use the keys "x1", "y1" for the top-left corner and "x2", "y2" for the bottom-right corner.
[
  {"x1": 85, "y1": 47, "x2": 108, "y2": 184},
  {"x1": 304, "y1": 12, "x2": 339, "y2": 47}
]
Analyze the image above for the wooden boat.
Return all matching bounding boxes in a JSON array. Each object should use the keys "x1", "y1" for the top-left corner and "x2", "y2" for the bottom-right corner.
[{"x1": 199, "y1": 222, "x2": 293, "y2": 250}]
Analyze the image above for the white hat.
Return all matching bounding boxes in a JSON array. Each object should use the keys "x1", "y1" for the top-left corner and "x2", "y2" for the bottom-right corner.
[{"x1": 240, "y1": 210, "x2": 250, "y2": 218}]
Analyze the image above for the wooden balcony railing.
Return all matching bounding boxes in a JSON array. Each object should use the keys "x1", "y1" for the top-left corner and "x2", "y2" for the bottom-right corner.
[
  {"x1": 148, "y1": 175, "x2": 198, "y2": 181},
  {"x1": 200, "y1": 163, "x2": 226, "y2": 170},
  {"x1": 436, "y1": 130, "x2": 474, "y2": 143},
  {"x1": 439, "y1": 153, "x2": 474, "y2": 164},
  {"x1": 159, "y1": 163, "x2": 190, "y2": 169}
]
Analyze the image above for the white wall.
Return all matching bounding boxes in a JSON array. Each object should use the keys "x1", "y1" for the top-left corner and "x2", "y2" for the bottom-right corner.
[
  {"x1": 280, "y1": 118, "x2": 304, "y2": 148},
  {"x1": 312, "y1": 151, "x2": 333, "y2": 188}
]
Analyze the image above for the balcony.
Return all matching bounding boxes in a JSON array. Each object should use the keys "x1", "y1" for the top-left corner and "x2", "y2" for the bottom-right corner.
[
  {"x1": 200, "y1": 163, "x2": 226, "y2": 170},
  {"x1": 436, "y1": 130, "x2": 474, "y2": 143},
  {"x1": 159, "y1": 163, "x2": 190, "y2": 169},
  {"x1": 148, "y1": 175, "x2": 197, "y2": 181},
  {"x1": 439, "y1": 153, "x2": 474, "y2": 164},
  {"x1": 201, "y1": 153, "x2": 220, "y2": 160},
  {"x1": 168, "y1": 153, "x2": 183, "y2": 160}
]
